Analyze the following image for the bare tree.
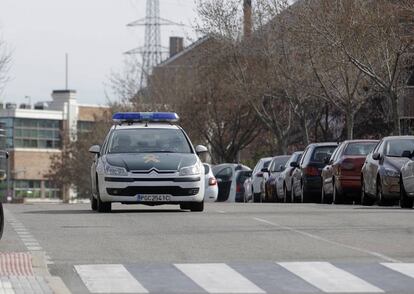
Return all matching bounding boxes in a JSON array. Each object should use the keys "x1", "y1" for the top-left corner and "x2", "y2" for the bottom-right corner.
[{"x1": 298, "y1": 0, "x2": 414, "y2": 135}]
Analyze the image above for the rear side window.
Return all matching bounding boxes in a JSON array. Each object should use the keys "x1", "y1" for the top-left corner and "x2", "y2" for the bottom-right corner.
[
  {"x1": 203, "y1": 164, "x2": 210, "y2": 175},
  {"x1": 271, "y1": 157, "x2": 290, "y2": 172},
  {"x1": 215, "y1": 167, "x2": 233, "y2": 180},
  {"x1": 344, "y1": 142, "x2": 377, "y2": 156},
  {"x1": 311, "y1": 146, "x2": 337, "y2": 163}
]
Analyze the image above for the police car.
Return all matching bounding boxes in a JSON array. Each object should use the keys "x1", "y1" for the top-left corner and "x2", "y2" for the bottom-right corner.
[{"x1": 89, "y1": 112, "x2": 207, "y2": 213}]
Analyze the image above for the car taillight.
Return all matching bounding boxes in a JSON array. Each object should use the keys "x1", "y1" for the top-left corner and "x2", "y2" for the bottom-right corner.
[
  {"x1": 236, "y1": 183, "x2": 242, "y2": 193},
  {"x1": 209, "y1": 177, "x2": 217, "y2": 186},
  {"x1": 305, "y1": 166, "x2": 319, "y2": 176}
]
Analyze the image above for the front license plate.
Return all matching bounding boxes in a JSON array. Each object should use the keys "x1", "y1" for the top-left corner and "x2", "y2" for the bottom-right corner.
[{"x1": 137, "y1": 194, "x2": 171, "y2": 202}]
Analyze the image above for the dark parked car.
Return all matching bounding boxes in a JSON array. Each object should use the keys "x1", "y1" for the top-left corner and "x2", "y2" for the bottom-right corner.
[
  {"x1": 275, "y1": 152, "x2": 303, "y2": 202},
  {"x1": 236, "y1": 170, "x2": 252, "y2": 202},
  {"x1": 400, "y1": 154, "x2": 414, "y2": 208},
  {"x1": 263, "y1": 155, "x2": 290, "y2": 202},
  {"x1": 291, "y1": 143, "x2": 338, "y2": 203},
  {"x1": 361, "y1": 136, "x2": 414, "y2": 206},
  {"x1": 321, "y1": 140, "x2": 378, "y2": 204}
]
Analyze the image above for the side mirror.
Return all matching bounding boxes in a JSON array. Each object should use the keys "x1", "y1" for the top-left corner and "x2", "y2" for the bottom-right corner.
[
  {"x1": 195, "y1": 145, "x2": 208, "y2": 155},
  {"x1": 279, "y1": 165, "x2": 285, "y2": 172},
  {"x1": 372, "y1": 152, "x2": 381, "y2": 161},
  {"x1": 402, "y1": 150, "x2": 412, "y2": 159},
  {"x1": 89, "y1": 145, "x2": 101, "y2": 154},
  {"x1": 261, "y1": 168, "x2": 269, "y2": 173},
  {"x1": 290, "y1": 162, "x2": 299, "y2": 168}
]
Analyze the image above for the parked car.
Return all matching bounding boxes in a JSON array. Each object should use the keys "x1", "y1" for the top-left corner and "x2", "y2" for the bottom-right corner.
[
  {"x1": 361, "y1": 136, "x2": 414, "y2": 206},
  {"x1": 244, "y1": 157, "x2": 272, "y2": 202},
  {"x1": 321, "y1": 140, "x2": 378, "y2": 204},
  {"x1": 275, "y1": 151, "x2": 303, "y2": 202},
  {"x1": 203, "y1": 164, "x2": 218, "y2": 202},
  {"x1": 236, "y1": 170, "x2": 252, "y2": 202},
  {"x1": 263, "y1": 155, "x2": 291, "y2": 202},
  {"x1": 212, "y1": 164, "x2": 251, "y2": 202},
  {"x1": 291, "y1": 143, "x2": 338, "y2": 203},
  {"x1": 400, "y1": 153, "x2": 414, "y2": 208}
]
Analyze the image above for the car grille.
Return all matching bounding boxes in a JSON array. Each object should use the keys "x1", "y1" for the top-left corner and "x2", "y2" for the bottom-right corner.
[{"x1": 107, "y1": 186, "x2": 200, "y2": 197}]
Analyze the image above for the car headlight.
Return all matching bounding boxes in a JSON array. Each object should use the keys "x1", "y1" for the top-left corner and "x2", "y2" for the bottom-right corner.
[
  {"x1": 179, "y1": 164, "x2": 201, "y2": 176},
  {"x1": 104, "y1": 162, "x2": 128, "y2": 176},
  {"x1": 384, "y1": 168, "x2": 400, "y2": 178}
]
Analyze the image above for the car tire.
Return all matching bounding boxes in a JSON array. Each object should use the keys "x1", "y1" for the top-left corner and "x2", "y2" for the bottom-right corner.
[
  {"x1": 321, "y1": 186, "x2": 332, "y2": 204},
  {"x1": 190, "y1": 201, "x2": 204, "y2": 212},
  {"x1": 400, "y1": 180, "x2": 414, "y2": 209},
  {"x1": 333, "y1": 180, "x2": 344, "y2": 205},
  {"x1": 283, "y1": 184, "x2": 289, "y2": 203},
  {"x1": 301, "y1": 183, "x2": 310, "y2": 203},
  {"x1": 96, "y1": 182, "x2": 111, "y2": 213},
  {"x1": 91, "y1": 195, "x2": 97, "y2": 211},
  {"x1": 253, "y1": 193, "x2": 261, "y2": 203},
  {"x1": 361, "y1": 177, "x2": 375, "y2": 206},
  {"x1": 377, "y1": 178, "x2": 393, "y2": 206}
]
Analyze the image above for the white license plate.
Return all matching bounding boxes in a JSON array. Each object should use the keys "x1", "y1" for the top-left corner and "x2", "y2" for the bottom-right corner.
[{"x1": 137, "y1": 194, "x2": 172, "y2": 202}]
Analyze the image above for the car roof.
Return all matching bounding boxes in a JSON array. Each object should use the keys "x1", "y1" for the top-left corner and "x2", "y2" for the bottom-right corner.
[
  {"x1": 271, "y1": 155, "x2": 291, "y2": 160},
  {"x1": 341, "y1": 140, "x2": 379, "y2": 144},
  {"x1": 307, "y1": 142, "x2": 338, "y2": 147},
  {"x1": 293, "y1": 151, "x2": 304, "y2": 155},
  {"x1": 212, "y1": 163, "x2": 251, "y2": 170},
  {"x1": 111, "y1": 123, "x2": 180, "y2": 130},
  {"x1": 382, "y1": 136, "x2": 414, "y2": 140}
]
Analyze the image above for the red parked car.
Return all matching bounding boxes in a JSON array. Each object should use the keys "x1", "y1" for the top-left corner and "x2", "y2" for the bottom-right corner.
[{"x1": 321, "y1": 140, "x2": 378, "y2": 204}]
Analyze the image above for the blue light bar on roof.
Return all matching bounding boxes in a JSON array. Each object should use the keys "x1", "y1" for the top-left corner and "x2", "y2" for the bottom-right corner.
[{"x1": 112, "y1": 112, "x2": 180, "y2": 123}]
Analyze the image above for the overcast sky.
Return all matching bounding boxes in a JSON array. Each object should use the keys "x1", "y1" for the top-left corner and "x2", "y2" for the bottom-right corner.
[{"x1": 0, "y1": 0, "x2": 197, "y2": 105}]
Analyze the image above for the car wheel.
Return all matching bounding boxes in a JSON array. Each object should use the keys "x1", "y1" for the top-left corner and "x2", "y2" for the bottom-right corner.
[
  {"x1": 190, "y1": 201, "x2": 204, "y2": 212},
  {"x1": 377, "y1": 178, "x2": 393, "y2": 206},
  {"x1": 253, "y1": 193, "x2": 261, "y2": 203},
  {"x1": 400, "y1": 180, "x2": 414, "y2": 209},
  {"x1": 91, "y1": 195, "x2": 97, "y2": 211},
  {"x1": 333, "y1": 180, "x2": 344, "y2": 205},
  {"x1": 96, "y1": 181, "x2": 111, "y2": 213},
  {"x1": 301, "y1": 183, "x2": 308, "y2": 203},
  {"x1": 321, "y1": 186, "x2": 332, "y2": 204},
  {"x1": 283, "y1": 184, "x2": 289, "y2": 203},
  {"x1": 361, "y1": 177, "x2": 374, "y2": 206}
]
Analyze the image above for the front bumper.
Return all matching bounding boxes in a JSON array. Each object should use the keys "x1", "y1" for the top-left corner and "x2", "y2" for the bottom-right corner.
[{"x1": 98, "y1": 174, "x2": 204, "y2": 203}]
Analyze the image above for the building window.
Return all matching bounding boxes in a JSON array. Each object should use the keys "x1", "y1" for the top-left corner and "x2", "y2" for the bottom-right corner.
[
  {"x1": 12, "y1": 118, "x2": 62, "y2": 149},
  {"x1": 0, "y1": 118, "x2": 14, "y2": 148},
  {"x1": 77, "y1": 121, "x2": 95, "y2": 133},
  {"x1": 14, "y1": 180, "x2": 42, "y2": 198}
]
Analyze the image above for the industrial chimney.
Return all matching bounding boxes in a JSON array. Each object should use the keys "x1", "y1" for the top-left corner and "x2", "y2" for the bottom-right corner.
[
  {"x1": 243, "y1": 0, "x2": 252, "y2": 38},
  {"x1": 169, "y1": 37, "x2": 184, "y2": 58}
]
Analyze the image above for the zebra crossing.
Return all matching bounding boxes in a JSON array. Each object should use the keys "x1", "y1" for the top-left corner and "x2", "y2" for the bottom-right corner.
[{"x1": 71, "y1": 261, "x2": 414, "y2": 294}]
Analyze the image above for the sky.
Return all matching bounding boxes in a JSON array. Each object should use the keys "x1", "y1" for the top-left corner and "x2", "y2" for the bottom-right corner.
[{"x1": 0, "y1": 0, "x2": 197, "y2": 105}]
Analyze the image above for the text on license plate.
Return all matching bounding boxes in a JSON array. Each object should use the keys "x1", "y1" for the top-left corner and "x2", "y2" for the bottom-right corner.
[{"x1": 137, "y1": 195, "x2": 171, "y2": 202}]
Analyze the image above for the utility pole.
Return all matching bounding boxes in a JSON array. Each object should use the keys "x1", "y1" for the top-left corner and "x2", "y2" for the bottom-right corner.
[{"x1": 125, "y1": 0, "x2": 182, "y2": 89}]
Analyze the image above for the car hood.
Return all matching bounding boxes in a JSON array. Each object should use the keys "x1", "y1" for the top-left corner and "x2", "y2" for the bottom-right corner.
[
  {"x1": 384, "y1": 156, "x2": 410, "y2": 170},
  {"x1": 104, "y1": 153, "x2": 197, "y2": 172}
]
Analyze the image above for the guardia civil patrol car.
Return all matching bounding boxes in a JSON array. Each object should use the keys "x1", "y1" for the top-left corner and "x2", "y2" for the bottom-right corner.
[{"x1": 89, "y1": 112, "x2": 207, "y2": 213}]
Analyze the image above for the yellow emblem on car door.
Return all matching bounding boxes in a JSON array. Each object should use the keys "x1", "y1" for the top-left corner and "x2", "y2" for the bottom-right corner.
[{"x1": 144, "y1": 154, "x2": 160, "y2": 163}]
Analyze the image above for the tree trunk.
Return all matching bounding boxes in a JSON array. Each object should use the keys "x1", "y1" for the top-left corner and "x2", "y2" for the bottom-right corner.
[
  {"x1": 389, "y1": 91, "x2": 401, "y2": 136},
  {"x1": 345, "y1": 111, "x2": 355, "y2": 140},
  {"x1": 299, "y1": 116, "x2": 310, "y2": 146}
]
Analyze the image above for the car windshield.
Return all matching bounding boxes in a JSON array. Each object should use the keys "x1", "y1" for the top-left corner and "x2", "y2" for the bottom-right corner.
[
  {"x1": 344, "y1": 142, "x2": 377, "y2": 156},
  {"x1": 108, "y1": 128, "x2": 192, "y2": 154},
  {"x1": 385, "y1": 139, "x2": 414, "y2": 157},
  {"x1": 311, "y1": 146, "x2": 337, "y2": 163}
]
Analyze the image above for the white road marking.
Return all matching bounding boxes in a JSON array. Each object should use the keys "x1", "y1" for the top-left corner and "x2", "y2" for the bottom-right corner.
[
  {"x1": 175, "y1": 263, "x2": 265, "y2": 293},
  {"x1": 382, "y1": 263, "x2": 414, "y2": 279},
  {"x1": 216, "y1": 210, "x2": 226, "y2": 213},
  {"x1": 253, "y1": 217, "x2": 400, "y2": 263},
  {"x1": 75, "y1": 265, "x2": 148, "y2": 293},
  {"x1": 279, "y1": 262, "x2": 384, "y2": 293}
]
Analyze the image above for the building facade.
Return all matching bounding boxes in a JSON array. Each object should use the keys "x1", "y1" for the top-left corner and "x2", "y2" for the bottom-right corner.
[{"x1": 0, "y1": 90, "x2": 108, "y2": 201}]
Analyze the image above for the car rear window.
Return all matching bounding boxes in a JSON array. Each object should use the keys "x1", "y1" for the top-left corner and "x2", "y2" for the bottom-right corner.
[
  {"x1": 271, "y1": 157, "x2": 290, "y2": 172},
  {"x1": 237, "y1": 171, "x2": 251, "y2": 184},
  {"x1": 344, "y1": 142, "x2": 377, "y2": 156},
  {"x1": 311, "y1": 146, "x2": 337, "y2": 163}
]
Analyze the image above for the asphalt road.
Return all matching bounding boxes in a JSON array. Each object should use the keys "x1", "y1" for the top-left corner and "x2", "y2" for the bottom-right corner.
[{"x1": 1, "y1": 202, "x2": 414, "y2": 294}]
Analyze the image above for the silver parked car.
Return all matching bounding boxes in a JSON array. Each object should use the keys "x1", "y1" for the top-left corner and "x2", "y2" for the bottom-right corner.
[{"x1": 275, "y1": 151, "x2": 303, "y2": 202}]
